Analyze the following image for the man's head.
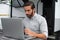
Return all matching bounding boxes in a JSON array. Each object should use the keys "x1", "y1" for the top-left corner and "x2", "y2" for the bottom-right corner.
[{"x1": 23, "y1": 1, "x2": 35, "y2": 18}]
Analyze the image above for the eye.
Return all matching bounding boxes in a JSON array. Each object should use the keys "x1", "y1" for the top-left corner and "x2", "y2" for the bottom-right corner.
[
  {"x1": 27, "y1": 10, "x2": 30, "y2": 11},
  {"x1": 25, "y1": 10, "x2": 30, "y2": 12}
]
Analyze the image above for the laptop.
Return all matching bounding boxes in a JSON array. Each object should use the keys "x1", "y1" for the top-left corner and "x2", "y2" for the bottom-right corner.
[{"x1": 1, "y1": 18, "x2": 24, "y2": 40}]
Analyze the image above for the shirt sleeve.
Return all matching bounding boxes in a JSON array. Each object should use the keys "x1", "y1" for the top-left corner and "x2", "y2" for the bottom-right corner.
[{"x1": 39, "y1": 17, "x2": 48, "y2": 38}]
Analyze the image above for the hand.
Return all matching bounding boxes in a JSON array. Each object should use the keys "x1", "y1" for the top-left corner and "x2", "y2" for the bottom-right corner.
[{"x1": 24, "y1": 28, "x2": 37, "y2": 38}]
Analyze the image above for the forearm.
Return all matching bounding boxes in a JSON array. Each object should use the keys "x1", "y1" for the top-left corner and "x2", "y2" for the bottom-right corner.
[
  {"x1": 35, "y1": 33, "x2": 47, "y2": 40},
  {"x1": 25, "y1": 28, "x2": 47, "y2": 40}
]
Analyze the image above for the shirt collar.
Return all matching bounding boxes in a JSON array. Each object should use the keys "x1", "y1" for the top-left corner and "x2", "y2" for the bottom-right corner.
[{"x1": 31, "y1": 12, "x2": 37, "y2": 19}]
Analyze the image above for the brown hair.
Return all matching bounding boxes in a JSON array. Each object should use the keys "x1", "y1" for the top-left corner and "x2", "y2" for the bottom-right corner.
[{"x1": 23, "y1": 1, "x2": 35, "y2": 9}]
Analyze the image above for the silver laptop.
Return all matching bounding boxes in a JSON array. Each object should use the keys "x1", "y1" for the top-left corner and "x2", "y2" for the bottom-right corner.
[{"x1": 1, "y1": 18, "x2": 24, "y2": 40}]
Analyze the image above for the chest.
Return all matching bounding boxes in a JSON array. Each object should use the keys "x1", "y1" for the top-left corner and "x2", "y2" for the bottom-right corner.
[{"x1": 26, "y1": 19, "x2": 40, "y2": 32}]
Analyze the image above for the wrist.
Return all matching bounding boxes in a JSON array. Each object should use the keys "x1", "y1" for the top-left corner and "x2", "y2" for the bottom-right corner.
[{"x1": 35, "y1": 33, "x2": 38, "y2": 38}]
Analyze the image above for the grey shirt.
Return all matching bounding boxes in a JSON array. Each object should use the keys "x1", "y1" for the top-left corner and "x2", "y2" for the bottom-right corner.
[{"x1": 23, "y1": 13, "x2": 48, "y2": 40}]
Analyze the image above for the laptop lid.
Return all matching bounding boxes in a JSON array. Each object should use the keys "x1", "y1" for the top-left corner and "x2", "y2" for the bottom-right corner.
[{"x1": 1, "y1": 18, "x2": 24, "y2": 40}]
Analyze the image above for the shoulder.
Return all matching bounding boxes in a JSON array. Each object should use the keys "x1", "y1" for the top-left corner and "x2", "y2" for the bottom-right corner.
[
  {"x1": 22, "y1": 17, "x2": 29, "y2": 23},
  {"x1": 23, "y1": 17, "x2": 27, "y2": 22},
  {"x1": 35, "y1": 14, "x2": 46, "y2": 23},
  {"x1": 36, "y1": 14, "x2": 46, "y2": 21}
]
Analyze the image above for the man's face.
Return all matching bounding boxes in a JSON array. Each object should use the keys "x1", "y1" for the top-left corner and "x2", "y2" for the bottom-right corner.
[{"x1": 24, "y1": 6, "x2": 34, "y2": 18}]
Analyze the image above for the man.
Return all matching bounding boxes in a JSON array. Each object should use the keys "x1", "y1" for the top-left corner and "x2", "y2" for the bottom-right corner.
[{"x1": 23, "y1": 1, "x2": 48, "y2": 40}]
